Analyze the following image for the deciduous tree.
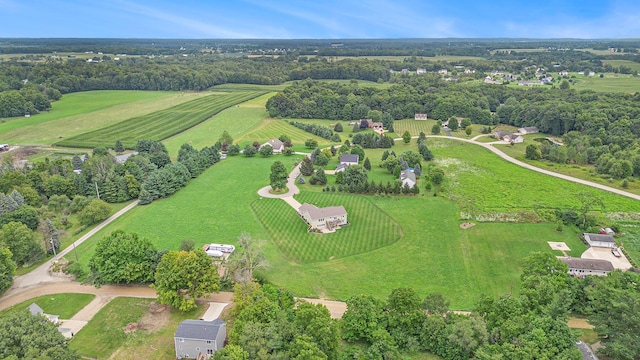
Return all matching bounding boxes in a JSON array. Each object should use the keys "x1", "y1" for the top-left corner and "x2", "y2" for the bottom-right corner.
[{"x1": 153, "y1": 249, "x2": 219, "y2": 312}]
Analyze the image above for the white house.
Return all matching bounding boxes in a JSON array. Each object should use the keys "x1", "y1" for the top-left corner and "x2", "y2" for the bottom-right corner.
[
  {"x1": 414, "y1": 113, "x2": 428, "y2": 120},
  {"x1": 560, "y1": 257, "x2": 614, "y2": 277},
  {"x1": 584, "y1": 233, "x2": 616, "y2": 248},
  {"x1": 493, "y1": 131, "x2": 524, "y2": 143},
  {"x1": 336, "y1": 154, "x2": 359, "y2": 173},
  {"x1": 517, "y1": 126, "x2": 539, "y2": 135},
  {"x1": 400, "y1": 170, "x2": 416, "y2": 188},
  {"x1": 260, "y1": 139, "x2": 285, "y2": 153},
  {"x1": 438, "y1": 69, "x2": 448, "y2": 75},
  {"x1": 298, "y1": 203, "x2": 348, "y2": 231},
  {"x1": 174, "y1": 319, "x2": 226, "y2": 359}
]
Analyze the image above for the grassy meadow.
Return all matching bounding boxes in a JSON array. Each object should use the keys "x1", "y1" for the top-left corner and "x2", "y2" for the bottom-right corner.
[
  {"x1": 570, "y1": 73, "x2": 640, "y2": 93},
  {"x1": 56, "y1": 91, "x2": 265, "y2": 149},
  {"x1": 0, "y1": 90, "x2": 208, "y2": 144}
]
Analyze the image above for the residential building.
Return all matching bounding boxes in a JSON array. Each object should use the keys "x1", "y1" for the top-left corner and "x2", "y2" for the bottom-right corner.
[
  {"x1": 400, "y1": 170, "x2": 416, "y2": 188},
  {"x1": 260, "y1": 139, "x2": 285, "y2": 153},
  {"x1": 560, "y1": 257, "x2": 614, "y2": 277},
  {"x1": 336, "y1": 154, "x2": 359, "y2": 173},
  {"x1": 414, "y1": 113, "x2": 428, "y2": 120},
  {"x1": 298, "y1": 203, "x2": 348, "y2": 231},
  {"x1": 517, "y1": 126, "x2": 539, "y2": 134},
  {"x1": 174, "y1": 319, "x2": 226, "y2": 359}
]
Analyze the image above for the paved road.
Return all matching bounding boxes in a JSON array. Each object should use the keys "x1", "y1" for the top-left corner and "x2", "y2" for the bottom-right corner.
[{"x1": 7, "y1": 200, "x2": 140, "y2": 294}]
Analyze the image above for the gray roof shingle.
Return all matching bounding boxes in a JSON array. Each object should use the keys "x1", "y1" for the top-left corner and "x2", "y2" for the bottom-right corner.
[
  {"x1": 560, "y1": 257, "x2": 614, "y2": 271},
  {"x1": 174, "y1": 319, "x2": 225, "y2": 341}
]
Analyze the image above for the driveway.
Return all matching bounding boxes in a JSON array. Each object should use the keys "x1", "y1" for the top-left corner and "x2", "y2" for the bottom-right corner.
[{"x1": 581, "y1": 247, "x2": 632, "y2": 270}]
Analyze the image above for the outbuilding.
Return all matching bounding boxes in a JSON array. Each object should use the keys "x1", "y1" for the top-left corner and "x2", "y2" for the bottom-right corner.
[{"x1": 583, "y1": 233, "x2": 616, "y2": 248}]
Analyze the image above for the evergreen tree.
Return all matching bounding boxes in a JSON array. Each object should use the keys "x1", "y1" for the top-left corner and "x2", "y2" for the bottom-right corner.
[
  {"x1": 300, "y1": 157, "x2": 315, "y2": 176},
  {"x1": 310, "y1": 168, "x2": 327, "y2": 185},
  {"x1": 364, "y1": 157, "x2": 371, "y2": 171},
  {"x1": 114, "y1": 139, "x2": 124, "y2": 153},
  {"x1": 72, "y1": 154, "x2": 83, "y2": 170}
]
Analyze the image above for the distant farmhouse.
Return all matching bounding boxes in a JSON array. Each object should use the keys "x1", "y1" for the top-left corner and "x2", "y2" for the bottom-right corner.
[
  {"x1": 400, "y1": 169, "x2": 416, "y2": 188},
  {"x1": 298, "y1": 203, "x2": 348, "y2": 232},
  {"x1": 517, "y1": 126, "x2": 539, "y2": 135},
  {"x1": 359, "y1": 119, "x2": 383, "y2": 133},
  {"x1": 336, "y1": 154, "x2": 359, "y2": 173},
  {"x1": 414, "y1": 113, "x2": 428, "y2": 120},
  {"x1": 260, "y1": 138, "x2": 284, "y2": 153},
  {"x1": 583, "y1": 233, "x2": 616, "y2": 248},
  {"x1": 174, "y1": 319, "x2": 226, "y2": 359},
  {"x1": 493, "y1": 131, "x2": 524, "y2": 143},
  {"x1": 560, "y1": 257, "x2": 614, "y2": 278}
]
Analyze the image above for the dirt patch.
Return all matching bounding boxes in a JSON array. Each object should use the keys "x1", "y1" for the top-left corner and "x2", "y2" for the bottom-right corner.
[
  {"x1": 460, "y1": 222, "x2": 476, "y2": 229},
  {"x1": 125, "y1": 302, "x2": 171, "y2": 333}
]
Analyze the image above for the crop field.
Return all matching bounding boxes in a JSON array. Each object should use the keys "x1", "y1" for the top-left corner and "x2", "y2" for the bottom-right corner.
[
  {"x1": 250, "y1": 192, "x2": 402, "y2": 263},
  {"x1": 1, "y1": 293, "x2": 95, "y2": 319},
  {"x1": 0, "y1": 90, "x2": 208, "y2": 144},
  {"x1": 603, "y1": 59, "x2": 640, "y2": 72},
  {"x1": 55, "y1": 91, "x2": 265, "y2": 149}
]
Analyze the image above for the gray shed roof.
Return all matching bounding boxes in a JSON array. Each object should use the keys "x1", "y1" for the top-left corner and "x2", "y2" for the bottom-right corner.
[
  {"x1": 28, "y1": 303, "x2": 44, "y2": 316},
  {"x1": 174, "y1": 319, "x2": 225, "y2": 341},
  {"x1": 560, "y1": 257, "x2": 614, "y2": 272},
  {"x1": 299, "y1": 203, "x2": 347, "y2": 220},
  {"x1": 340, "y1": 154, "x2": 359, "y2": 164},
  {"x1": 400, "y1": 170, "x2": 416, "y2": 183},
  {"x1": 584, "y1": 233, "x2": 615, "y2": 243}
]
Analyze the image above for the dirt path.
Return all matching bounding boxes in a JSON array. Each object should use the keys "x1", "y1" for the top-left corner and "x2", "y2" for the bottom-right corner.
[{"x1": 568, "y1": 318, "x2": 595, "y2": 329}]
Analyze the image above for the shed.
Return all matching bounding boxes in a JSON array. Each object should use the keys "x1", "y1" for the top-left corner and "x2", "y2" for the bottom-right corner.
[{"x1": 584, "y1": 233, "x2": 616, "y2": 248}]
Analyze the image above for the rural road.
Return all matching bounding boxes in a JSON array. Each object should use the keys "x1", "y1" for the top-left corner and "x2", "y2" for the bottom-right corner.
[
  {"x1": 403, "y1": 135, "x2": 640, "y2": 202},
  {"x1": 7, "y1": 200, "x2": 140, "y2": 293}
]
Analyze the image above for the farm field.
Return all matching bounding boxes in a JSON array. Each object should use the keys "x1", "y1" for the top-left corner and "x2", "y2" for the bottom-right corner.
[
  {"x1": 1, "y1": 293, "x2": 95, "y2": 319},
  {"x1": 0, "y1": 90, "x2": 207, "y2": 144},
  {"x1": 69, "y1": 297, "x2": 204, "y2": 359},
  {"x1": 603, "y1": 59, "x2": 640, "y2": 72},
  {"x1": 251, "y1": 192, "x2": 402, "y2": 263},
  {"x1": 570, "y1": 73, "x2": 640, "y2": 93},
  {"x1": 55, "y1": 91, "x2": 265, "y2": 149}
]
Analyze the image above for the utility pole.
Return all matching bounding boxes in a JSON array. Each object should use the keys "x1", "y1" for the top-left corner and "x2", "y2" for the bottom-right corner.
[{"x1": 50, "y1": 237, "x2": 57, "y2": 258}]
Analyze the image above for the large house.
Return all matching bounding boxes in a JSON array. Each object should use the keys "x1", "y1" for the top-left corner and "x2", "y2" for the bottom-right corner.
[
  {"x1": 400, "y1": 170, "x2": 416, "y2": 188},
  {"x1": 583, "y1": 233, "x2": 616, "y2": 248},
  {"x1": 414, "y1": 113, "x2": 428, "y2": 120},
  {"x1": 260, "y1": 139, "x2": 285, "y2": 153},
  {"x1": 493, "y1": 131, "x2": 524, "y2": 143},
  {"x1": 517, "y1": 126, "x2": 539, "y2": 135},
  {"x1": 336, "y1": 154, "x2": 359, "y2": 173},
  {"x1": 298, "y1": 203, "x2": 348, "y2": 231},
  {"x1": 174, "y1": 319, "x2": 226, "y2": 359},
  {"x1": 560, "y1": 257, "x2": 614, "y2": 277}
]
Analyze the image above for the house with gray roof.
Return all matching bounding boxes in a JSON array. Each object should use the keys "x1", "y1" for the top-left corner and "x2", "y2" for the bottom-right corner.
[
  {"x1": 517, "y1": 126, "x2": 539, "y2": 134},
  {"x1": 260, "y1": 139, "x2": 284, "y2": 153},
  {"x1": 298, "y1": 203, "x2": 348, "y2": 231},
  {"x1": 336, "y1": 154, "x2": 359, "y2": 173},
  {"x1": 400, "y1": 170, "x2": 416, "y2": 188},
  {"x1": 174, "y1": 319, "x2": 226, "y2": 359},
  {"x1": 28, "y1": 303, "x2": 59, "y2": 323},
  {"x1": 560, "y1": 257, "x2": 614, "y2": 277},
  {"x1": 583, "y1": 233, "x2": 616, "y2": 248}
]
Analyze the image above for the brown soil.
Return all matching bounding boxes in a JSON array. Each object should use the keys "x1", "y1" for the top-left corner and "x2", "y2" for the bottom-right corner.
[
  {"x1": 460, "y1": 222, "x2": 476, "y2": 229},
  {"x1": 130, "y1": 302, "x2": 171, "y2": 333}
]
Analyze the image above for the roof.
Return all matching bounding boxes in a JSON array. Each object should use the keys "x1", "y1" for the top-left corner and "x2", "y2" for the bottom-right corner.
[
  {"x1": 494, "y1": 131, "x2": 511, "y2": 138},
  {"x1": 264, "y1": 138, "x2": 284, "y2": 149},
  {"x1": 340, "y1": 154, "x2": 359, "y2": 164},
  {"x1": 299, "y1": 203, "x2": 347, "y2": 220},
  {"x1": 560, "y1": 257, "x2": 614, "y2": 272},
  {"x1": 335, "y1": 163, "x2": 348, "y2": 171},
  {"x1": 115, "y1": 152, "x2": 138, "y2": 164},
  {"x1": 174, "y1": 319, "x2": 225, "y2": 341},
  {"x1": 400, "y1": 170, "x2": 416, "y2": 183},
  {"x1": 28, "y1": 303, "x2": 44, "y2": 316},
  {"x1": 519, "y1": 126, "x2": 539, "y2": 132},
  {"x1": 584, "y1": 233, "x2": 615, "y2": 243}
]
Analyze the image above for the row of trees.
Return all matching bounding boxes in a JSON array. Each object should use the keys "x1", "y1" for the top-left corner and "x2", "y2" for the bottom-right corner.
[{"x1": 288, "y1": 121, "x2": 341, "y2": 142}]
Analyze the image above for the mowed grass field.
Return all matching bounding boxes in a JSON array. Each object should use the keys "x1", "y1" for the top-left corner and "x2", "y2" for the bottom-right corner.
[
  {"x1": 56, "y1": 91, "x2": 265, "y2": 149},
  {"x1": 0, "y1": 91, "x2": 208, "y2": 145},
  {"x1": 1, "y1": 293, "x2": 95, "y2": 319},
  {"x1": 571, "y1": 73, "x2": 640, "y2": 93},
  {"x1": 251, "y1": 192, "x2": 402, "y2": 263}
]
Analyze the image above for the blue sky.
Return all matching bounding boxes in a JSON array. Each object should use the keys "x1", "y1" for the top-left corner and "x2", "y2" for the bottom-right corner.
[{"x1": 1, "y1": 0, "x2": 639, "y2": 39}]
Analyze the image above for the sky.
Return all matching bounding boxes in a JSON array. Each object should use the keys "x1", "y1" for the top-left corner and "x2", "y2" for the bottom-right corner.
[{"x1": 1, "y1": 0, "x2": 640, "y2": 39}]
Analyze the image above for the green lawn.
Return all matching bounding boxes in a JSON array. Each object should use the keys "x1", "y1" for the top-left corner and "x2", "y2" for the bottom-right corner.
[
  {"x1": 55, "y1": 91, "x2": 265, "y2": 149},
  {"x1": 0, "y1": 90, "x2": 209, "y2": 145},
  {"x1": 570, "y1": 73, "x2": 640, "y2": 93},
  {"x1": 251, "y1": 192, "x2": 402, "y2": 263},
  {"x1": 1, "y1": 293, "x2": 95, "y2": 319},
  {"x1": 69, "y1": 297, "x2": 204, "y2": 359}
]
